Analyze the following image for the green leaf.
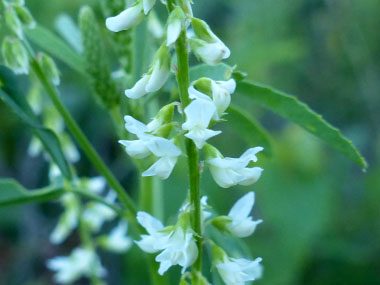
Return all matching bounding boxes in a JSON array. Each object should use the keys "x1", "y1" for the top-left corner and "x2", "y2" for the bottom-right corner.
[
  {"x1": 226, "y1": 104, "x2": 273, "y2": 156},
  {"x1": 25, "y1": 25, "x2": 86, "y2": 74},
  {"x1": 0, "y1": 67, "x2": 73, "y2": 179},
  {"x1": 237, "y1": 81, "x2": 367, "y2": 170},
  {"x1": 0, "y1": 179, "x2": 65, "y2": 207},
  {"x1": 189, "y1": 63, "x2": 233, "y2": 82}
]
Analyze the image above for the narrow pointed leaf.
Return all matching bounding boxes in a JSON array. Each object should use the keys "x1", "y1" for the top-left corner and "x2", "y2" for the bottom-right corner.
[
  {"x1": 227, "y1": 105, "x2": 272, "y2": 156},
  {"x1": 0, "y1": 179, "x2": 65, "y2": 207},
  {"x1": 237, "y1": 81, "x2": 367, "y2": 170},
  {"x1": 0, "y1": 67, "x2": 72, "y2": 179},
  {"x1": 189, "y1": 63, "x2": 233, "y2": 82},
  {"x1": 25, "y1": 25, "x2": 85, "y2": 74}
]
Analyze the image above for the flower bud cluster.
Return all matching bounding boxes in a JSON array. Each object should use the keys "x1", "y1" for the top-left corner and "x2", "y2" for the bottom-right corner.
[{"x1": 0, "y1": 0, "x2": 35, "y2": 74}]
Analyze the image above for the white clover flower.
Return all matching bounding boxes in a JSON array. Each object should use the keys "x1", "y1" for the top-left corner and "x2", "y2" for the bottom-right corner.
[
  {"x1": 216, "y1": 257, "x2": 263, "y2": 285},
  {"x1": 189, "y1": 18, "x2": 230, "y2": 65},
  {"x1": 189, "y1": 78, "x2": 236, "y2": 120},
  {"x1": 50, "y1": 193, "x2": 80, "y2": 244},
  {"x1": 166, "y1": 6, "x2": 185, "y2": 46},
  {"x1": 205, "y1": 145, "x2": 263, "y2": 188},
  {"x1": 105, "y1": 2, "x2": 144, "y2": 32},
  {"x1": 182, "y1": 99, "x2": 221, "y2": 149},
  {"x1": 99, "y1": 221, "x2": 132, "y2": 253},
  {"x1": 47, "y1": 248, "x2": 106, "y2": 284},
  {"x1": 125, "y1": 45, "x2": 170, "y2": 99},
  {"x1": 82, "y1": 191, "x2": 118, "y2": 232},
  {"x1": 136, "y1": 211, "x2": 198, "y2": 275},
  {"x1": 226, "y1": 192, "x2": 262, "y2": 238},
  {"x1": 119, "y1": 115, "x2": 181, "y2": 179}
]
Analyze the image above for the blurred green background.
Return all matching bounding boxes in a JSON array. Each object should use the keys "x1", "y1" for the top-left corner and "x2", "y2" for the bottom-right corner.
[{"x1": 1, "y1": 0, "x2": 380, "y2": 284}]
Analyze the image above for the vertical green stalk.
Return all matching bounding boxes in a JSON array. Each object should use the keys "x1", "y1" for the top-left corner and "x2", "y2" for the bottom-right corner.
[{"x1": 174, "y1": 28, "x2": 203, "y2": 279}]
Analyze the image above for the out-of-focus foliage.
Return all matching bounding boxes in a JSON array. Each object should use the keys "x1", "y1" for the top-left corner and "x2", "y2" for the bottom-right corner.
[{"x1": 0, "y1": 0, "x2": 379, "y2": 284}]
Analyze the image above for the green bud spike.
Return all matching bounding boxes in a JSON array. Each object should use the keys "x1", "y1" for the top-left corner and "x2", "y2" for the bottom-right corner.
[
  {"x1": 79, "y1": 6, "x2": 120, "y2": 109},
  {"x1": 1, "y1": 36, "x2": 29, "y2": 74},
  {"x1": 4, "y1": 7, "x2": 23, "y2": 38},
  {"x1": 40, "y1": 53, "x2": 60, "y2": 86},
  {"x1": 14, "y1": 5, "x2": 35, "y2": 29}
]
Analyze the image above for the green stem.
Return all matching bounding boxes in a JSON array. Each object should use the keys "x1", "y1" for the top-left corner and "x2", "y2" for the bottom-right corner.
[
  {"x1": 175, "y1": 29, "x2": 203, "y2": 277},
  {"x1": 30, "y1": 59, "x2": 137, "y2": 220}
]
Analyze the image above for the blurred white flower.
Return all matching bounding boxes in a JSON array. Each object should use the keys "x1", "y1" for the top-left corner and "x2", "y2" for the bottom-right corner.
[
  {"x1": 50, "y1": 193, "x2": 80, "y2": 244},
  {"x1": 182, "y1": 99, "x2": 221, "y2": 149},
  {"x1": 206, "y1": 146, "x2": 263, "y2": 188},
  {"x1": 226, "y1": 192, "x2": 262, "y2": 238},
  {"x1": 136, "y1": 211, "x2": 198, "y2": 275},
  {"x1": 47, "y1": 248, "x2": 106, "y2": 284},
  {"x1": 99, "y1": 221, "x2": 132, "y2": 253},
  {"x1": 82, "y1": 191, "x2": 117, "y2": 232}
]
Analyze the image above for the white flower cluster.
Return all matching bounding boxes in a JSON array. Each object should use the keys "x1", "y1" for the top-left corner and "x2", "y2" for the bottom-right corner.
[
  {"x1": 47, "y1": 169, "x2": 132, "y2": 284},
  {"x1": 106, "y1": 0, "x2": 264, "y2": 283}
]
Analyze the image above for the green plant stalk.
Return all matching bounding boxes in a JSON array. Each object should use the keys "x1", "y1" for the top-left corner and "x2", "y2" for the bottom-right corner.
[
  {"x1": 175, "y1": 29, "x2": 203, "y2": 277},
  {"x1": 30, "y1": 59, "x2": 137, "y2": 220}
]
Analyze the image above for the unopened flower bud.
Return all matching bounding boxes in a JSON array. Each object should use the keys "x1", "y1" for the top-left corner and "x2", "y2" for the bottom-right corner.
[
  {"x1": 166, "y1": 6, "x2": 185, "y2": 46},
  {"x1": 1, "y1": 37, "x2": 29, "y2": 74},
  {"x1": 4, "y1": 7, "x2": 23, "y2": 38},
  {"x1": 14, "y1": 5, "x2": 35, "y2": 29},
  {"x1": 40, "y1": 53, "x2": 60, "y2": 86}
]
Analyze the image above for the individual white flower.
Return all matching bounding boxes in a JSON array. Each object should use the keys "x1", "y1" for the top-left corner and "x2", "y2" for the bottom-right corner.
[
  {"x1": 99, "y1": 221, "x2": 132, "y2": 253},
  {"x1": 189, "y1": 78, "x2": 236, "y2": 120},
  {"x1": 226, "y1": 192, "x2": 262, "y2": 238},
  {"x1": 125, "y1": 44, "x2": 170, "y2": 98},
  {"x1": 212, "y1": 243, "x2": 263, "y2": 285},
  {"x1": 120, "y1": 115, "x2": 181, "y2": 179},
  {"x1": 105, "y1": 2, "x2": 144, "y2": 32},
  {"x1": 189, "y1": 18, "x2": 230, "y2": 65},
  {"x1": 182, "y1": 99, "x2": 221, "y2": 149},
  {"x1": 205, "y1": 145, "x2": 264, "y2": 188},
  {"x1": 82, "y1": 191, "x2": 118, "y2": 232},
  {"x1": 216, "y1": 257, "x2": 263, "y2": 285},
  {"x1": 50, "y1": 193, "x2": 80, "y2": 244},
  {"x1": 136, "y1": 211, "x2": 198, "y2": 275},
  {"x1": 47, "y1": 248, "x2": 106, "y2": 284},
  {"x1": 166, "y1": 6, "x2": 185, "y2": 46}
]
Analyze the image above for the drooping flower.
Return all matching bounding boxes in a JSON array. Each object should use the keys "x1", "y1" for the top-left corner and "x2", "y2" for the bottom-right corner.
[
  {"x1": 212, "y1": 243, "x2": 262, "y2": 285},
  {"x1": 189, "y1": 77, "x2": 236, "y2": 120},
  {"x1": 98, "y1": 221, "x2": 132, "y2": 253},
  {"x1": 166, "y1": 6, "x2": 185, "y2": 46},
  {"x1": 205, "y1": 145, "x2": 263, "y2": 188},
  {"x1": 189, "y1": 18, "x2": 230, "y2": 65},
  {"x1": 47, "y1": 248, "x2": 106, "y2": 284},
  {"x1": 136, "y1": 211, "x2": 198, "y2": 275},
  {"x1": 125, "y1": 44, "x2": 171, "y2": 99},
  {"x1": 105, "y1": 0, "x2": 156, "y2": 32},
  {"x1": 182, "y1": 99, "x2": 221, "y2": 149},
  {"x1": 105, "y1": 2, "x2": 144, "y2": 32}
]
